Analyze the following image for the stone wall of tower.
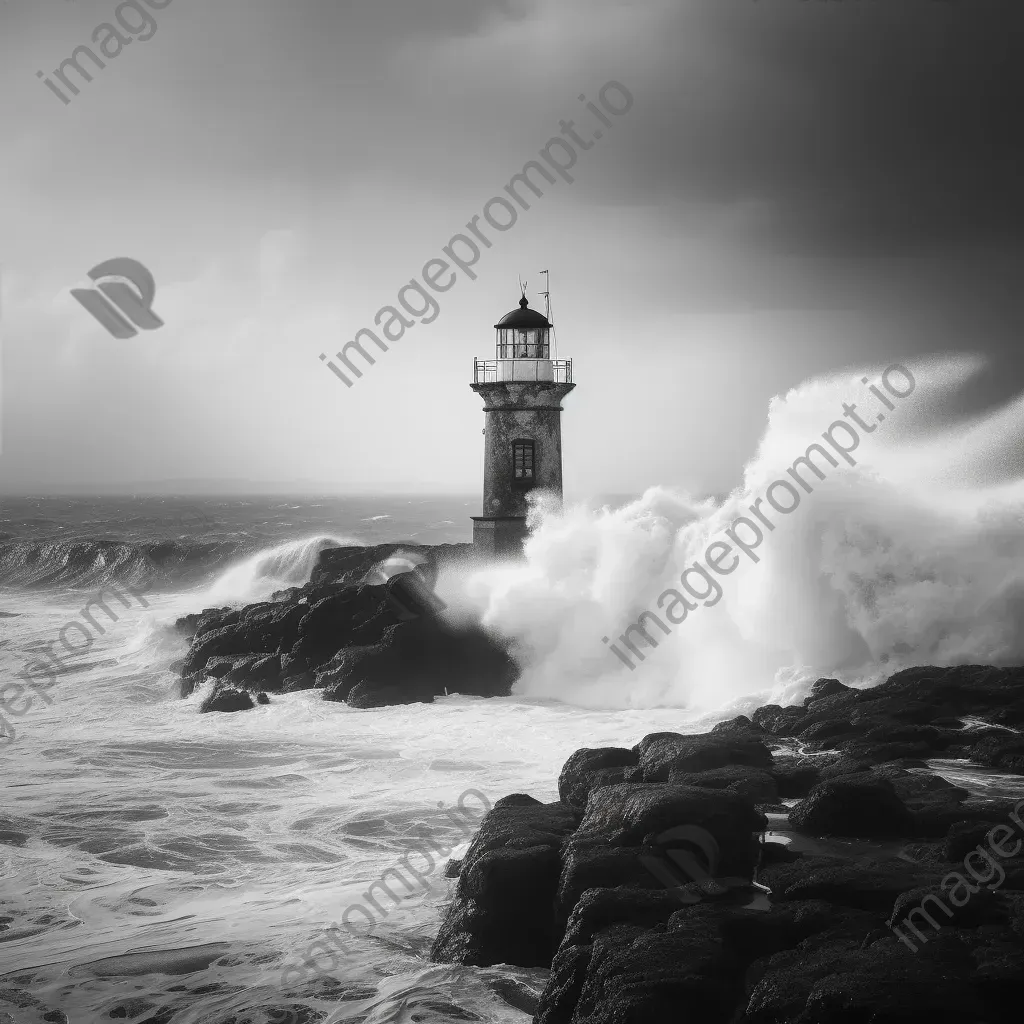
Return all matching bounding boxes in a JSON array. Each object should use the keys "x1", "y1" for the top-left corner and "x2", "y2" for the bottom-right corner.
[{"x1": 472, "y1": 381, "x2": 574, "y2": 519}]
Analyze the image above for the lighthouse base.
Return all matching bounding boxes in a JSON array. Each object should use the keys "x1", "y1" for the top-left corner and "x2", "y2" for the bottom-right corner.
[{"x1": 471, "y1": 516, "x2": 528, "y2": 557}]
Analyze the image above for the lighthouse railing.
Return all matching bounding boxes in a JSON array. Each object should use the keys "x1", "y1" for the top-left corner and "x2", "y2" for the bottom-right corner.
[{"x1": 473, "y1": 358, "x2": 572, "y2": 384}]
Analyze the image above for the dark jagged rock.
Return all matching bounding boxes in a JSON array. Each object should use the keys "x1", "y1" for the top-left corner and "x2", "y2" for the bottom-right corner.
[
  {"x1": 710, "y1": 714, "x2": 767, "y2": 740},
  {"x1": 226, "y1": 653, "x2": 283, "y2": 691},
  {"x1": 173, "y1": 543, "x2": 516, "y2": 709},
  {"x1": 181, "y1": 624, "x2": 254, "y2": 680},
  {"x1": 668, "y1": 764, "x2": 780, "y2": 804},
  {"x1": 945, "y1": 819, "x2": 1004, "y2": 861},
  {"x1": 346, "y1": 681, "x2": 434, "y2": 708},
  {"x1": 969, "y1": 732, "x2": 1024, "y2": 772},
  {"x1": 634, "y1": 731, "x2": 774, "y2": 781},
  {"x1": 557, "y1": 747, "x2": 639, "y2": 811},
  {"x1": 751, "y1": 703, "x2": 807, "y2": 735},
  {"x1": 199, "y1": 685, "x2": 256, "y2": 713},
  {"x1": 746, "y1": 934, "x2": 997, "y2": 1023},
  {"x1": 816, "y1": 754, "x2": 875, "y2": 780},
  {"x1": 870, "y1": 763, "x2": 971, "y2": 835},
  {"x1": 174, "y1": 606, "x2": 237, "y2": 639},
  {"x1": 556, "y1": 906, "x2": 739, "y2": 1024},
  {"x1": 203, "y1": 655, "x2": 249, "y2": 679},
  {"x1": 429, "y1": 677, "x2": 1024, "y2": 1023},
  {"x1": 571, "y1": 782, "x2": 766, "y2": 862},
  {"x1": 430, "y1": 794, "x2": 580, "y2": 968},
  {"x1": 804, "y1": 677, "x2": 850, "y2": 703},
  {"x1": 790, "y1": 774, "x2": 915, "y2": 837},
  {"x1": 760, "y1": 857, "x2": 936, "y2": 912},
  {"x1": 769, "y1": 756, "x2": 822, "y2": 797},
  {"x1": 281, "y1": 673, "x2": 316, "y2": 693}
]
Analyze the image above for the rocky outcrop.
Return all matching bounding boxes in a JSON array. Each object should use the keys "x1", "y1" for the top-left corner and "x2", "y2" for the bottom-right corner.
[
  {"x1": 430, "y1": 669, "x2": 1024, "y2": 1023},
  {"x1": 199, "y1": 685, "x2": 270, "y2": 713},
  {"x1": 175, "y1": 543, "x2": 518, "y2": 709}
]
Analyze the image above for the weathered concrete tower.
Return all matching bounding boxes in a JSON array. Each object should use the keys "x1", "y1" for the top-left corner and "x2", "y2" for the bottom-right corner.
[{"x1": 471, "y1": 292, "x2": 574, "y2": 555}]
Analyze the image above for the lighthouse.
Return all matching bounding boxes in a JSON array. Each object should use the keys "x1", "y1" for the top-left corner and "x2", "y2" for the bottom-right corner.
[{"x1": 470, "y1": 288, "x2": 574, "y2": 555}]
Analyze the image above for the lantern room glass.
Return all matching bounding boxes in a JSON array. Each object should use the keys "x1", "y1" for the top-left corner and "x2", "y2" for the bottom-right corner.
[{"x1": 497, "y1": 327, "x2": 549, "y2": 359}]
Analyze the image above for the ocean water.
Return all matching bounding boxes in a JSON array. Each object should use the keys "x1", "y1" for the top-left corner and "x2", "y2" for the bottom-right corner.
[
  {"x1": 5, "y1": 355, "x2": 1024, "y2": 1022},
  {"x1": 0, "y1": 496, "x2": 701, "y2": 1024}
]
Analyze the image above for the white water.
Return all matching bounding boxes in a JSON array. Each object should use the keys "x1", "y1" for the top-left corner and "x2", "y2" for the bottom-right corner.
[
  {"x1": 199, "y1": 534, "x2": 362, "y2": 606},
  {"x1": 456, "y1": 354, "x2": 1024, "y2": 711},
  {"x1": 0, "y1": 582, "x2": 705, "y2": 1022},
  {"x1": 4, "y1": 354, "x2": 1024, "y2": 1022}
]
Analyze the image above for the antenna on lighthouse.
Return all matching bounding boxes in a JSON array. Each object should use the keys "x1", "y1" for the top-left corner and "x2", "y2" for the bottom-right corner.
[{"x1": 539, "y1": 269, "x2": 556, "y2": 358}]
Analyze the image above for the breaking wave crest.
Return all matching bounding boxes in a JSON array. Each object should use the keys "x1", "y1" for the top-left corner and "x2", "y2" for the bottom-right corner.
[
  {"x1": 458, "y1": 354, "x2": 1024, "y2": 712},
  {"x1": 198, "y1": 533, "x2": 361, "y2": 606},
  {"x1": 0, "y1": 539, "x2": 240, "y2": 591}
]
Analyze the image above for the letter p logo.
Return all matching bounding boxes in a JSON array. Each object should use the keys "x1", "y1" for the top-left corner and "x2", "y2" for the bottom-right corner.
[
  {"x1": 71, "y1": 258, "x2": 164, "y2": 339},
  {"x1": 362, "y1": 546, "x2": 447, "y2": 622},
  {"x1": 639, "y1": 825, "x2": 727, "y2": 905}
]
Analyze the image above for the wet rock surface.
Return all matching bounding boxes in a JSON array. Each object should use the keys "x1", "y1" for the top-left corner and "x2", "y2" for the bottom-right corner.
[
  {"x1": 430, "y1": 669, "x2": 1024, "y2": 1022},
  {"x1": 176, "y1": 543, "x2": 519, "y2": 710}
]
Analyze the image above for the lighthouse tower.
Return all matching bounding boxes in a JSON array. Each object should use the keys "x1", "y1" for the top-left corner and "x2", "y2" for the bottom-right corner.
[{"x1": 470, "y1": 290, "x2": 574, "y2": 555}]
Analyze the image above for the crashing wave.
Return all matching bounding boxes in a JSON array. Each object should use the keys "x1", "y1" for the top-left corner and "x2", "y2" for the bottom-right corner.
[
  {"x1": 197, "y1": 534, "x2": 360, "y2": 606},
  {"x1": 0, "y1": 539, "x2": 240, "y2": 591}
]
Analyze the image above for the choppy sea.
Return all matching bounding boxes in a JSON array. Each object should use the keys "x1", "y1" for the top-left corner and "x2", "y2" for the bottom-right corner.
[
  {"x1": 0, "y1": 496, "x2": 710, "y2": 1024},
  {"x1": 6, "y1": 388, "x2": 1024, "y2": 1024}
]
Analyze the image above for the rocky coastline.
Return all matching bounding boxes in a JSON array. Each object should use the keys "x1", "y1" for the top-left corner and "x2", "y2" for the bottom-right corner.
[
  {"x1": 174, "y1": 543, "x2": 1024, "y2": 1020},
  {"x1": 430, "y1": 667, "x2": 1024, "y2": 1023},
  {"x1": 173, "y1": 542, "x2": 518, "y2": 711}
]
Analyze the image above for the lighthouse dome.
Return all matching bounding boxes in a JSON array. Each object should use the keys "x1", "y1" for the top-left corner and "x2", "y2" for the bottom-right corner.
[{"x1": 494, "y1": 295, "x2": 551, "y2": 330}]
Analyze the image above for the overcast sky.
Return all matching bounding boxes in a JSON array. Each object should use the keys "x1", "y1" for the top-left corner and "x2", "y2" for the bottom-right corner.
[{"x1": 1, "y1": 0, "x2": 1021, "y2": 497}]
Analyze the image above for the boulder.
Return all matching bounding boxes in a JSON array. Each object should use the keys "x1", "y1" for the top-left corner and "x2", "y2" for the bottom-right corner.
[
  {"x1": 430, "y1": 795, "x2": 580, "y2": 968},
  {"x1": 200, "y1": 685, "x2": 256, "y2": 714},
  {"x1": 174, "y1": 606, "x2": 237, "y2": 638},
  {"x1": 667, "y1": 764, "x2": 780, "y2": 804},
  {"x1": 556, "y1": 913, "x2": 737, "y2": 1024},
  {"x1": 789, "y1": 775, "x2": 914, "y2": 838},
  {"x1": 966, "y1": 732, "x2": 1024, "y2": 773},
  {"x1": 226, "y1": 653, "x2": 283, "y2": 691},
  {"x1": 557, "y1": 747, "x2": 639, "y2": 810},
  {"x1": 633, "y1": 731, "x2": 773, "y2": 781},
  {"x1": 710, "y1": 715, "x2": 767, "y2": 741},
  {"x1": 803, "y1": 678, "x2": 851, "y2": 704},
  {"x1": 752, "y1": 704, "x2": 807, "y2": 735},
  {"x1": 571, "y1": 783, "x2": 766, "y2": 875},
  {"x1": 761, "y1": 858, "x2": 938, "y2": 913},
  {"x1": 869, "y1": 764, "x2": 969, "y2": 835},
  {"x1": 180, "y1": 625, "x2": 252, "y2": 679},
  {"x1": 538, "y1": 897, "x2": 881, "y2": 1024},
  {"x1": 746, "y1": 936, "x2": 992, "y2": 1023},
  {"x1": 769, "y1": 757, "x2": 822, "y2": 798}
]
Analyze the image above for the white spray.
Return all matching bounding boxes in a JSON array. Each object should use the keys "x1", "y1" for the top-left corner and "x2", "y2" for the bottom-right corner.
[{"x1": 459, "y1": 355, "x2": 1024, "y2": 712}]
